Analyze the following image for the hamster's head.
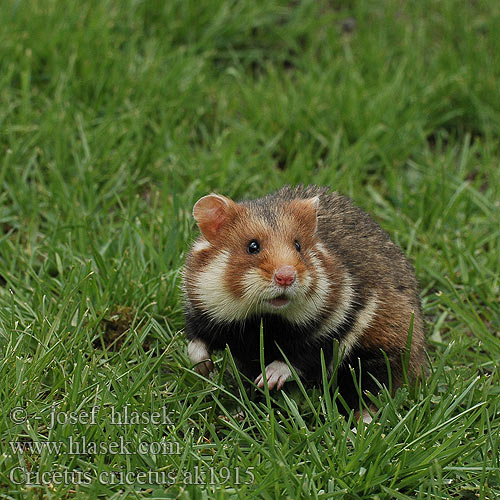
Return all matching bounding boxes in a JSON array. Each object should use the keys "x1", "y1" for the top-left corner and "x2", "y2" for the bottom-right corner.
[{"x1": 184, "y1": 192, "x2": 328, "y2": 325}]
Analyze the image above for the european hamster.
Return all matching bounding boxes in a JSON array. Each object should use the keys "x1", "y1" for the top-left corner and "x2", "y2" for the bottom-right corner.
[{"x1": 182, "y1": 185, "x2": 426, "y2": 412}]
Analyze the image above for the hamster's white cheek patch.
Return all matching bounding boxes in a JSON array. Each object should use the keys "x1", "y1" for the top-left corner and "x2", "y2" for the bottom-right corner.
[
  {"x1": 282, "y1": 253, "x2": 330, "y2": 325},
  {"x1": 241, "y1": 269, "x2": 267, "y2": 296},
  {"x1": 193, "y1": 250, "x2": 249, "y2": 322}
]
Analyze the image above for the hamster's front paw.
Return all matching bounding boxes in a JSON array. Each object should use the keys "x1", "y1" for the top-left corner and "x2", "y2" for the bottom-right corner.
[
  {"x1": 354, "y1": 405, "x2": 376, "y2": 425},
  {"x1": 254, "y1": 360, "x2": 291, "y2": 390},
  {"x1": 194, "y1": 359, "x2": 214, "y2": 376},
  {"x1": 188, "y1": 339, "x2": 214, "y2": 376}
]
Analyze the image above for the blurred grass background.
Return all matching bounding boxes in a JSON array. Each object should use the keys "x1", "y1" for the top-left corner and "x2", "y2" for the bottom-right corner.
[{"x1": 0, "y1": 0, "x2": 499, "y2": 498}]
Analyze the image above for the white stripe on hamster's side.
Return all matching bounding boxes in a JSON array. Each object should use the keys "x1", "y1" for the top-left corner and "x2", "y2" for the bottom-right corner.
[
  {"x1": 314, "y1": 242, "x2": 329, "y2": 256},
  {"x1": 339, "y1": 293, "x2": 378, "y2": 358},
  {"x1": 314, "y1": 271, "x2": 355, "y2": 341},
  {"x1": 192, "y1": 250, "x2": 247, "y2": 322}
]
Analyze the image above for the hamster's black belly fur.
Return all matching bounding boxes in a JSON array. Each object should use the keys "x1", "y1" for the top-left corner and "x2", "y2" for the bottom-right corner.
[{"x1": 185, "y1": 303, "x2": 407, "y2": 411}]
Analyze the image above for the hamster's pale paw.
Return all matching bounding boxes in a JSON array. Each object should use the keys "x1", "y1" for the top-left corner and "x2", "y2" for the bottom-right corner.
[
  {"x1": 255, "y1": 360, "x2": 291, "y2": 390},
  {"x1": 188, "y1": 339, "x2": 213, "y2": 376}
]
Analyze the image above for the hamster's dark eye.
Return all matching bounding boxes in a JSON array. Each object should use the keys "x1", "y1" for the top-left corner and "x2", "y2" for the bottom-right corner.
[
  {"x1": 295, "y1": 240, "x2": 301, "y2": 252},
  {"x1": 247, "y1": 239, "x2": 260, "y2": 254}
]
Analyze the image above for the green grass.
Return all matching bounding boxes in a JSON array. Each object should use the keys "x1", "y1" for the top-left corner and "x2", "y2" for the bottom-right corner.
[{"x1": 1, "y1": 0, "x2": 499, "y2": 498}]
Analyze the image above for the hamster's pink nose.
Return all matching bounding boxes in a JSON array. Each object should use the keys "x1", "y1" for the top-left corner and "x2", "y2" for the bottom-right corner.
[{"x1": 274, "y1": 266, "x2": 297, "y2": 287}]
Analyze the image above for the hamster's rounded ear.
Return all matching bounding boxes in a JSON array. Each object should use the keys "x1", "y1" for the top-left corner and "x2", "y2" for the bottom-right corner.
[
  {"x1": 288, "y1": 196, "x2": 319, "y2": 234},
  {"x1": 192, "y1": 194, "x2": 237, "y2": 243}
]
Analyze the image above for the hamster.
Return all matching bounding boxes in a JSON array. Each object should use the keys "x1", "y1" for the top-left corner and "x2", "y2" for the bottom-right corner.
[{"x1": 182, "y1": 185, "x2": 426, "y2": 412}]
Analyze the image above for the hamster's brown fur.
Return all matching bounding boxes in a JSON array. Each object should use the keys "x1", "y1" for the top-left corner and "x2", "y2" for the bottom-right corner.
[{"x1": 183, "y1": 185, "x2": 426, "y2": 413}]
